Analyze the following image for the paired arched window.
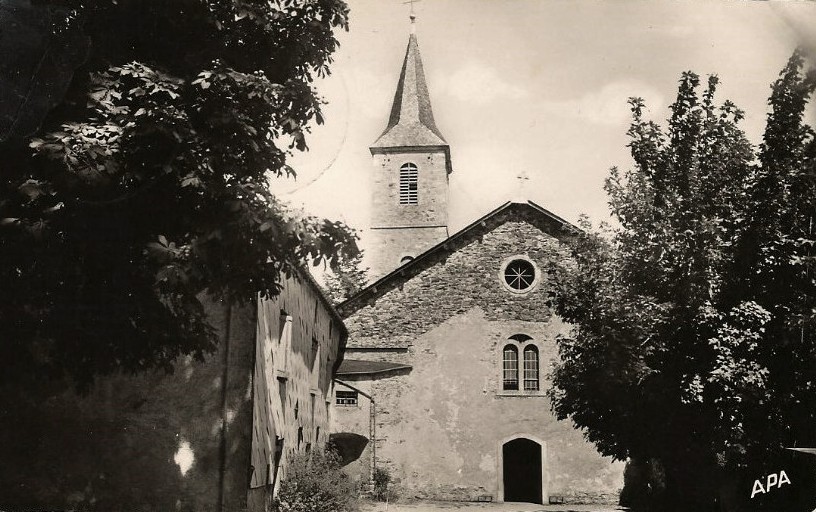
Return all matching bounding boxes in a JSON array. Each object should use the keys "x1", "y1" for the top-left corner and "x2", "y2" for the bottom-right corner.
[
  {"x1": 502, "y1": 345, "x2": 519, "y2": 390},
  {"x1": 502, "y1": 335, "x2": 539, "y2": 392},
  {"x1": 523, "y1": 346, "x2": 539, "y2": 391},
  {"x1": 399, "y1": 163, "x2": 418, "y2": 204}
]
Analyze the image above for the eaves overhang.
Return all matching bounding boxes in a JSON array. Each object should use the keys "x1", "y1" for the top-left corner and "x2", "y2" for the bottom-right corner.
[{"x1": 369, "y1": 144, "x2": 452, "y2": 174}]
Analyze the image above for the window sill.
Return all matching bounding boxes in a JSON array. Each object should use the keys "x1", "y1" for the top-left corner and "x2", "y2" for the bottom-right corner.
[{"x1": 495, "y1": 390, "x2": 547, "y2": 397}]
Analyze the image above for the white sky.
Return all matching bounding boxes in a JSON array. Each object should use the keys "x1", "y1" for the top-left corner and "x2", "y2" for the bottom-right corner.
[{"x1": 279, "y1": 0, "x2": 816, "y2": 259}]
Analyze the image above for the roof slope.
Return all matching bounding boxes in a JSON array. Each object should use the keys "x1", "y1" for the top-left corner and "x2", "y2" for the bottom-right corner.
[
  {"x1": 338, "y1": 201, "x2": 580, "y2": 318},
  {"x1": 371, "y1": 33, "x2": 447, "y2": 149},
  {"x1": 336, "y1": 359, "x2": 412, "y2": 377}
]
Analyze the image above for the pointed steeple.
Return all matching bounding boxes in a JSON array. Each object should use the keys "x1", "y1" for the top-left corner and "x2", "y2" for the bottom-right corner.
[
  {"x1": 367, "y1": 17, "x2": 452, "y2": 280},
  {"x1": 371, "y1": 32, "x2": 448, "y2": 151}
]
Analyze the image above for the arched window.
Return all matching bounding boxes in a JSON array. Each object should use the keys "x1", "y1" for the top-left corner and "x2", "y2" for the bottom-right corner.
[
  {"x1": 399, "y1": 163, "x2": 418, "y2": 204},
  {"x1": 502, "y1": 345, "x2": 519, "y2": 390},
  {"x1": 523, "y1": 346, "x2": 539, "y2": 391}
]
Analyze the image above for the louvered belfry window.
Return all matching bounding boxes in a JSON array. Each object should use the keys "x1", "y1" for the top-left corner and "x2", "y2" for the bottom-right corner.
[
  {"x1": 502, "y1": 345, "x2": 519, "y2": 390},
  {"x1": 399, "y1": 163, "x2": 418, "y2": 204}
]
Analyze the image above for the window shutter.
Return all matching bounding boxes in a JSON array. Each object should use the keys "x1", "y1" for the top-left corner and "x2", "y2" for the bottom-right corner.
[{"x1": 399, "y1": 163, "x2": 418, "y2": 204}]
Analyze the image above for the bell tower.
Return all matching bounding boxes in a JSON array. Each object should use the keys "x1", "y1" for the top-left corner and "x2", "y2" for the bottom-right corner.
[{"x1": 368, "y1": 16, "x2": 452, "y2": 280}]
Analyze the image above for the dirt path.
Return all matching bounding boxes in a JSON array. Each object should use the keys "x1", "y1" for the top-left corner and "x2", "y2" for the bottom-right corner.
[{"x1": 360, "y1": 501, "x2": 628, "y2": 512}]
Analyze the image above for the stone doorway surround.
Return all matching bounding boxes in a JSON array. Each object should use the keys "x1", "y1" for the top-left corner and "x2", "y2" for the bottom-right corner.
[{"x1": 496, "y1": 434, "x2": 548, "y2": 504}]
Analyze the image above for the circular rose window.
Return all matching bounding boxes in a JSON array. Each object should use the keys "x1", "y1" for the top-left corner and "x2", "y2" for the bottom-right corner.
[{"x1": 501, "y1": 258, "x2": 537, "y2": 292}]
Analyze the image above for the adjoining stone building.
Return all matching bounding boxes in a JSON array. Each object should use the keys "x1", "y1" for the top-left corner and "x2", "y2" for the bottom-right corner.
[
  {"x1": 330, "y1": 24, "x2": 625, "y2": 505},
  {"x1": 0, "y1": 271, "x2": 346, "y2": 512}
]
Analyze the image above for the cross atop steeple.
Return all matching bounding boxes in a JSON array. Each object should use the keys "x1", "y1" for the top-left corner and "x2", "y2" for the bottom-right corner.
[{"x1": 402, "y1": 0, "x2": 421, "y2": 32}]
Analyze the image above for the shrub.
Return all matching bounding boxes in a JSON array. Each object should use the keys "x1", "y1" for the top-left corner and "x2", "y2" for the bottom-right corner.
[
  {"x1": 273, "y1": 449, "x2": 357, "y2": 512},
  {"x1": 619, "y1": 458, "x2": 666, "y2": 511},
  {"x1": 372, "y1": 466, "x2": 397, "y2": 502}
]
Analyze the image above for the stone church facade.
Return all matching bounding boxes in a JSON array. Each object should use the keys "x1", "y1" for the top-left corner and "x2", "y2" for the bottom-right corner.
[{"x1": 330, "y1": 27, "x2": 624, "y2": 505}]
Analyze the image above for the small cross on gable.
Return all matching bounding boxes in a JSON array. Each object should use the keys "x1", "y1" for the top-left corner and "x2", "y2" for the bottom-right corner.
[{"x1": 515, "y1": 171, "x2": 530, "y2": 202}]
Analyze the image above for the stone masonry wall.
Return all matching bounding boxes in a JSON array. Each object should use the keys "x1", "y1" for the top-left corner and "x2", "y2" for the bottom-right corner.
[
  {"x1": 345, "y1": 221, "x2": 566, "y2": 347},
  {"x1": 371, "y1": 150, "x2": 449, "y2": 229},
  {"x1": 368, "y1": 149, "x2": 450, "y2": 279},
  {"x1": 334, "y1": 220, "x2": 624, "y2": 504},
  {"x1": 368, "y1": 226, "x2": 449, "y2": 280}
]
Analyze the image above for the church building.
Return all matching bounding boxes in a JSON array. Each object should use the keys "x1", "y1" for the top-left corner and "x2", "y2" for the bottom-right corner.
[{"x1": 330, "y1": 20, "x2": 625, "y2": 505}]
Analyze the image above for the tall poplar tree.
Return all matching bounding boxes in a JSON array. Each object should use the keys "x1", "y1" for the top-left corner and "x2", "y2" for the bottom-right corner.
[
  {"x1": 550, "y1": 51, "x2": 815, "y2": 511},
  {"x1": 323, "y1": 251, "x2": 369, "y2": 304}
]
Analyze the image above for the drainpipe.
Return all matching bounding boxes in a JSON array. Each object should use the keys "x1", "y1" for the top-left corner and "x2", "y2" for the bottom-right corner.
[
  {"x1": 333, "y1": 379, "x2": 376, "y2": 490},
  {"x1": 218, "y1": 302, "x2": 233, "y2": 512}
]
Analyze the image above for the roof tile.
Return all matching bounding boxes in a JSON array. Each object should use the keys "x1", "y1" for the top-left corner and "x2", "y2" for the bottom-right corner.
[{"x1": 371, "y1": 34, "x2": 447, "y2": 149}]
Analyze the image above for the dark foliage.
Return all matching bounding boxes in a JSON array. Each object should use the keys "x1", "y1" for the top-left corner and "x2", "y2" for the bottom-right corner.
[
  {"x1": 0, "y1": 0, "x2": 358, "y2": 389},
  {"x1": 550, "y1": 50, "x2": 816, "y2": 511},
  {"x1": 323, "y1": 251, "x2": 368, "y2": 304}
]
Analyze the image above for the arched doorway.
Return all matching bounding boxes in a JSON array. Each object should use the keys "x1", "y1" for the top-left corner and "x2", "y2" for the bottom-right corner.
[{"x1": 502, "y1": 437, "x2": 543, "y2": 504}]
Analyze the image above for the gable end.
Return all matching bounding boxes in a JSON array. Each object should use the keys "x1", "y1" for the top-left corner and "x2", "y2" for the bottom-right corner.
[{"x1": 338, "y1": 201, "x2": 580, "y2": 318}]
